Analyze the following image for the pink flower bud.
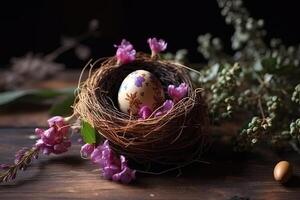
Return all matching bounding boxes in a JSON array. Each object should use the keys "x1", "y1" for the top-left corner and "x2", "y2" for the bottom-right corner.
[
  {"x1": 103, "y1": 164, "x2": 121, "y2": 179},
  {"x1": 41, "y1": 127, "x2": 61, "y2": 146},
  {"x1": 138, "y1": 106, "x2": 153, "y2": 119},
  {"x1": 168, "y1": 83, "x2": 188, "y2": 103},
  {"x1": 112, "y1": 166, "x2": 136, "y2": 184},
  {"x1": 80, "y1": 143, "x2": 95, "y2": 158},
  {"x1": 53, "y1": 142, "x2": 69, "y2": 154},
  {"x1": 48, "y1": 116, "x2": 68, "y2": 135},
  {"x1": 114, "y1": 39, "x2": 136, "y2": 64},
  {"x1": 147, "y1": 37, "x2": 167, "y2": 56},
  {"x1": 89, "y1": 140, "x2": 136, "y2": 184},
  {"x1": 35, "y1": 116, "x2": 71, "y2": 155},
  {"x1": 35, "y1": 128, "x2": 44, "y2": 137},
  {"x1": 154, "y1": 100, "x2": 174, "y2": 117}
]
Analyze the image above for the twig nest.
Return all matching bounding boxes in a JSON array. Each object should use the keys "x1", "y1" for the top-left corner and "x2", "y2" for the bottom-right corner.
[{"x1": 74, "y1": 53, "x2": 209, "y2": 164}]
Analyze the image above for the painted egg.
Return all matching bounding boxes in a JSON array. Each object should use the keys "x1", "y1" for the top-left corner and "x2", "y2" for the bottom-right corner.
[{"x1": 118, "y1": 70, "x2": 165, "y2": 115}]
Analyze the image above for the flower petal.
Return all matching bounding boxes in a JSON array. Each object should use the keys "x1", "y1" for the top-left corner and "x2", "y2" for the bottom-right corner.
[
  {"x1": 148, "y1": 37, "x2": 167, "y2": 54},
  {"x1": 138, "y1": 106, "x2": 153, "y2": 119},
  {"x1": 80, "y1": 143, "x2": 95, "y2": 158},
  {"x1": 168, "y1": 83, "x2": 188, "y2": 102},
  {"x1": 115, "y1": 39, "x2": 136, "y2": 64}
]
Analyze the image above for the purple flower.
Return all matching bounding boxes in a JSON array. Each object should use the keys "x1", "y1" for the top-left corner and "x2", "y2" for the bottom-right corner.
[
  {"x1": 35, "y1": 128, "x2": 44, "y2": 137},
  {"x1": 114, "y1": 39, "x2": 136, "y2": 64},
  {"x1": 89, "y1": 140, "x2": 136, "y2": 184},
  {"x1": 40, "y1": 127, "x2": 62, "y2": 146},
  {"x1": 135, "y1": 76, "x2": 145, "y2": 87},
  {"x1": 112, "y1": 155, "x2": 136, "y2": 184},
  {"x1": 0, "y1": 164, "x2": 10, "y2": 170},
  {"x1": 103, "y1": 164, "x2": 121, "y2": 179},
  {"x1": 36, "y1": 138, "x2": 71, "y2": 155},
  {"x1": 154, "y1": 100, "x2": 174, "y2": 117},
  {"x1": 91, "y1": 146, "x2": 103, "y2": 164},
  {"x1": 80, "y1": 143, "x2": 95, "y2": 158},
  {"x1": 34, "y1": 116, "x2": 71, "y2": 155},
  {"x1": 53, "y1": 141, "x2": 71, "y2": 154},
  {"x1": 168, "y1": 83, "x2": 188, "y2": 103},
  {"x1": 48, "y1": 116, "x2": 68, "y2": 135},
  {"x1": 14, "y1": 147, "x2": 30, "y2": 164},
  {"x1": 91, "y1": 140, "x2": 120, "y2": 168},
  {"x1": 138, "y1": 106, "x2": 153, "y2": 119},
  {"x1": 48, "y1": 116, "x2": 65, "y2": 127},
  {"x1": 147, "y1": 37, "x2": 167, "y2": 56}
]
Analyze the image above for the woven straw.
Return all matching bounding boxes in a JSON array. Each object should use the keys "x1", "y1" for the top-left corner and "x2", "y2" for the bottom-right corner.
[{"x1": 74, "y1": 53, "x2": 209, "y2": 164}]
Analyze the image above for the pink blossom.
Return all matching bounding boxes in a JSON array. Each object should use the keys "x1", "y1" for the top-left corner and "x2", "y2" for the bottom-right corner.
[
  {"x1": 35, "y1": 139, "x2": 71, "y2": 155},
  {"x1": 53, "y1": 141, "x2": 71, "y2": 154},
  {"x1": 14, "y1": 147, "x2": 30, "y2": 164},
  {"x1": 114, "y1": 39, "x2": 136, "y2": 64},
  {"x1": 34, "y1": 116, "x2": 71, "y2": 155},
  {"x1": 89, "y1": 140, "x2": 136, "y2": 184},
  {"x1": 168, "y1": 83, "x2": 189, "y2": 103},
  {"x1": 112, "y1": 156, "x2": 136, "y2": 184},
  {"x1": 80, "y1": 143, "x2": 95, "y2": 158},
  {"x1": 40, "y1": 127, "x2": 62, "y2": 145},
  {"x1": 147, "y1": 37, "x2": 167, "y2": 56},
  {"x1": 35, "y1": 128, "x2": 44, "y2": 137},
  {"x1": 47, "y1": 116, "x2": 68, "y2": 134},
  {"x1": 138, "y1": 106, "x2": 153, "y2": 120},
  {"x1": 154, "y1": 100, "x2": 174, "y2": 117}
]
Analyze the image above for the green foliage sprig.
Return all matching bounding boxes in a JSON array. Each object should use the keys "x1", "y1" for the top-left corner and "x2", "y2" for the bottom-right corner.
[
  {"x1": 171, "y1": 0, "x2": 300, "y2": 152},
  {"x1": 209, "y1": 63, "x2": 241, "y2": 120}
]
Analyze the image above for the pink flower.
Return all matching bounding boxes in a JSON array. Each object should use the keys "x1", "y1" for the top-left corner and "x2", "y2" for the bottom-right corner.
[
  {"x1": 35, "y1": 139, "x2": 71, "y2": 155},
  {"x1": 138, "y1": 106, "x2": 153, "y2": 120},
  {"x1": 89, "y1": 140, "x2": 136, "y2": 184},
  {"x1": 14, "y1": 147, "x2": 30, "y2": 164},
  {"x1": 154, "y1": 100, "x2": 174, "y2": 117},
  {"x1": 103, "y1": 164, "x2": 121, "y2": 179},
  {"x1": 112, "y1": 155, "x2": 136, "y2": 184},
  {"x1": 48, "y1": 116, "x2": 68, "y2": 135},
  {"x1": 147, "y1": 37, "x2": 167, "y2": 56},
  {"x1": 114, "y1": 39, "x2": 136, "y2": 64},
  {"x1": 168, "y1": 83, "x2": 188, "y2": 103},
  {"x1": 53, "y1": 141, "x2": 71, "y2": 154},
  {"x1": 34, "y1": 116, "x2": 71, "y2": 155},
  {"x1": 80, "y1": 144, "x2": 95, "y2": 158}
]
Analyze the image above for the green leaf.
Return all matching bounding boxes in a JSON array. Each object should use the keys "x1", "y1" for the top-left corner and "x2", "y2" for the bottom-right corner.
[
  {"x1": 80, "y1": 121, "x2": 96, "y2": 144},
  {"x1": 0, "y1": 88, "x2": 75, "y2": 106},
  {"x1": 49, "y1": 94, "x2": 75, "y2": 116},
  {"x1": 0, "y1": 90, "x2": 28, "y2": 105}
]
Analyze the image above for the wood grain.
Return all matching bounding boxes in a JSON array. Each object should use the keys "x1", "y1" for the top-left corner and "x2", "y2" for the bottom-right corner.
[
  {"x1": 1, "y1": 128, "x2": 300, "y2": 200},
  {"x1": 1, "y1": 71, "x2": 300, "y2": 199}
]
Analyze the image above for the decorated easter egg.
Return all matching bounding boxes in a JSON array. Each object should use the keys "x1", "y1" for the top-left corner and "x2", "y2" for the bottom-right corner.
[{"x1": 118, "y1": 70, "x2": 165, "y2": 115}]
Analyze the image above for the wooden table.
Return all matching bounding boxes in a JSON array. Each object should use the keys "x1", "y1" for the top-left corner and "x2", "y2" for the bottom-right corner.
[{"x1": 1, "y1": 71, "x2": 300, "y2": 200}]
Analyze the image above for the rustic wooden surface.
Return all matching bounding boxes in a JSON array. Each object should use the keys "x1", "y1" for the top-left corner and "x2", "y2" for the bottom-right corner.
[{"x1": 1, "y1": 71, "x2": 300, "y2": 200}]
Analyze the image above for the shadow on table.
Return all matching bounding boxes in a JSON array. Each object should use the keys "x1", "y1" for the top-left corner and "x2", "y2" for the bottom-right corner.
[
  {"x1": 283, "y1": 175, "x2": 300, "y2": 188},
  {"x1": 133, "y1": 140, "x2": 251, "y2": 181},
  {"x1": 0, "y1": 155, "x2": 85, "y2": 188}
]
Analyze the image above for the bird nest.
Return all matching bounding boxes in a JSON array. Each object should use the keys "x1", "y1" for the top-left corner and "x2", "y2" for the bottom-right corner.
[{"x1": 74, "y1": 53, "x2": 209, "y2": 165}]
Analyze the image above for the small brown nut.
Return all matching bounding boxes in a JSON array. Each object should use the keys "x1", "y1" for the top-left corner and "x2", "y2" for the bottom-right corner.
[{"x1": 273, "y1": 161, "x2": 293, "y2": 183}]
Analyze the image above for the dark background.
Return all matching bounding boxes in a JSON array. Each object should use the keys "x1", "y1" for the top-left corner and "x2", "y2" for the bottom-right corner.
[{"x1": 0, "y1": 0, "x2": 300, "y2": 67}]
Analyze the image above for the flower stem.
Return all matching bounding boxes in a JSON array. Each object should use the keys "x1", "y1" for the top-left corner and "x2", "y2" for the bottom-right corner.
[{"x1": 0, "y1": 147, "x2": 39, "y2": 182}]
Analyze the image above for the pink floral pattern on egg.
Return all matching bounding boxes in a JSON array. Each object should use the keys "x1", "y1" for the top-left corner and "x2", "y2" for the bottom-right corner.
[{"x1": 118, "y1": 70, "x2": 165, "y2": 115}]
